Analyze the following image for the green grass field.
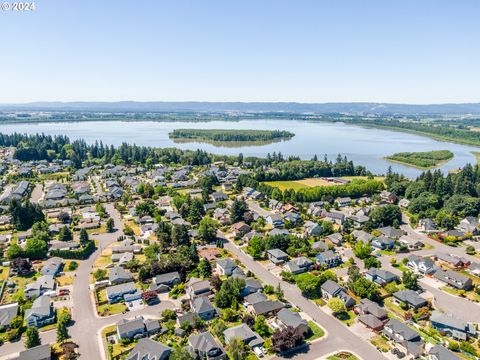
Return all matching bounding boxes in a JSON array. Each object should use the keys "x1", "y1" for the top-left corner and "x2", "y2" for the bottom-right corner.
[{"x1": 264, "y1": 176, "x2": 385, "y2": 191}]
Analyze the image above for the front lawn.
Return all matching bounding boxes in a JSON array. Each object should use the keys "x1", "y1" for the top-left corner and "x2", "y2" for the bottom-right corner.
[
  {"x1": 97, "y1": 303, "x2": 127, "y2": 316},
  {"x1": 336, "y1": 311, "x2": 357, "y2": 326},
  {"x1": 370, "y1": 335, "x2": 392, "y2": 352},
  {"x1": 57, "y1": 275, "x2": 74, "y2": 286},
  {"x1": 305, "y1": 321, "x2": 325, "y2": 341}
]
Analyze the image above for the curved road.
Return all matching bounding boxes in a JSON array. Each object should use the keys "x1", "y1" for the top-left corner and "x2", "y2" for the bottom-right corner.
[{"x1": 222, "y1": 234, "x2": 386, "y2": 360}]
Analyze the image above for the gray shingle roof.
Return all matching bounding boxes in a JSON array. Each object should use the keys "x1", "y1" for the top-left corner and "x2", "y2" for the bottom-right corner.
[{"x1": 126, "y1": 338, "x2": 171, "y2": 360}]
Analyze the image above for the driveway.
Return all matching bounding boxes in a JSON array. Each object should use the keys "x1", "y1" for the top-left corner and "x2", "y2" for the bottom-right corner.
[
  {"x1": 29, "y1": 183, "x2": 43, "y2": 203},
  {"x1": 223, "y1": 237, "x2": 386, "y2": 360}
]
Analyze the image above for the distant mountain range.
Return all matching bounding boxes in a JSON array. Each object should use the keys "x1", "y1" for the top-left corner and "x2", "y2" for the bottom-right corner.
[{"x1": 1, "y1": 101, "x2": 480, "y2": 115}]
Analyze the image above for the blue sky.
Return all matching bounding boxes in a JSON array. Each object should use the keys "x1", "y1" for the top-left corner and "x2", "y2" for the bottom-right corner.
[{"x1": 1, "y1": 0, "x2": 479, "y2": 103}]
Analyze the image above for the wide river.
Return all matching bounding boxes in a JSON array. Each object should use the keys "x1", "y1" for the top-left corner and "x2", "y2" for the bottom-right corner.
[{"x1": 1, "y1": 119, "x2": 478, "y2": 177}]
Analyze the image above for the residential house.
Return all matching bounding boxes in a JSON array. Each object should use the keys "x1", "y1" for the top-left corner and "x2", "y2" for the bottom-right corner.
[
  {"x1": 25, "y1": 275, "x2": 55, "y2": 299},
  {"x1": 117, "y1": 316, "x2": 161, "y2": 339},
  {"x1": 276, "y1": 308, "x2": 309, "y2": 335},
  {"x1": 458, "y1": 217, "x2": 479, "y2": 235},
  {"x1": 355, "y1": 298, "x2": 388, "y2": 322},
  {"x1": 407, "y1": 255, "x2": 437, "y2": 275},
  {"x1": 40, "y1": 257, "x2": 63, "y2": 276},
  {"x1": 399, "y1": 236, "x2": 424, "y2": 250},
  {"x1": 335, "y1": 197, "x2": 352, "y2": 207},
  {"x1": 283, "y1": 211, "x2": 301, "y2": 225},
  {"x1": 191, "y1": 297, "x2": 217, "y2": 321},
  {"x1": 378, "y1": 226, "x2": 404, "y2": 239},
  {"x1": 0, "y1": 303, "x2": 19, "y2": 331},
  {"x1": 365, "y1": 268, "x2": 399, "y2": 286},
  {"x1": 112, "y1": 252, "x2": 134, "y2": 265},
  {"x1": 106, "y1": 282, "x2": 139, "y2": 303},
  {"x1": 284, "y1": 256, "x2": 313, "y2": 274},
  {"x1": 188, "y1": 331, "x2": 227, "y2": 360},
  {"x1": 240, "y1": 279, "x2": 263, "y2": 297},
  {"x1": 433, "y1": 269, "x2": 472, "y2": 290},
  {"x1": 352, "y1": 230, "x2": 374, "y2": 243},
  {"x1": 266, "y1": 249, "x2": 289, "y2": 265},
  {"x1": 186, "y1": 278, "x2": 211, "y2": 299},
  {"x1": 315, "y1": 250, "x2": 342, "y2": 268},
  {"x1": 380, "y1": 191, "x2": 397, "y2": 204},
  {"x1": 428, "y1": 344, "x2": 461, "y2": 360},
  {"x1": 25, "y1": 296, "x2": 55, "y2": 328},
  {"x1": 322, "y1": 211, "x2": 345, "y2": 225},
  {"x1": 268, "y1": 228, "x2": 290, "y2": 237},
  {"x1": 266, "y1": 214, "x2": 284, "y2": 228},
  {"x1": 109, "y1": 266, "x2": 134, "y2": 285},
  {"x1": 216, "y1": 258, "x2": 238, "y2": 276},
  {"x1": 383, "y1": 319, "x2": 424, "y2": 358},
  {"x1": 224, "y1": 324, "x2": 264, "y2": 350},
  {"x1": 16, "y1": 344, "x2": 52, "y2": 360},
  {"x1": 392, "y1": 290, "x2": 428, "y2": 309},
  {"x1": 467, "y1": 262, "x2": 480, "y2": 277},
  {"x1": 126, "y1": 338, "x2": 171, "y2": 360},
  {"x1": 232, "y1": 222, "x2": 251, "y2": 237},
  {"x1": 326, "y1": 233, "x2": 343, "y2": 246},
  {"x1": 153, "y1": 271, "x2": 181, "y2": 288},
  {"x1": 304, "y1": 221, "x2": 323, "y2": 237},
  {"x1": 211, "y1": 192, "x2": 228, "y2": 202},
  {"x1": 370, "y1": 236, "x2": 395, "y2": 250},
  {"x1": 433, "y1": 253, "x2": 469, "y2": 268},
  {"x1": 311, "y1": 240, "x2": 329, "y2": 252},
  {"x1": 430, "y1": 311, "x2": 476, "y2": 340},
  {"x1": 320, "y1": 280, "x2": 355, "y2": 308},
  {"x1": 418, "y1": 219, "x2": 438, "y2": 233},
  {"x1": 244, "y1": 292, "x2": 268, "y2": 306},
  {"x1": 249, "y1": 299, "x2": 284, "y2": 316}
]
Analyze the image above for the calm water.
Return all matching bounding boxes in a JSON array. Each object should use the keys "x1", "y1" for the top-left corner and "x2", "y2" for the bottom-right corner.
[{"x1": 1, "y1": 119, "x2": 478, "y2": 177}]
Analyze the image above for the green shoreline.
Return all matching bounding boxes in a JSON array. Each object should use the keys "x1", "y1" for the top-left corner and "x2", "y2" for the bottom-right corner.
[
  {"x1": 383, "y1": 156, "x2": 453, "y2": 170},
  {"x1": 171, "y1": 137, "x2": 288, "y2": 148}
]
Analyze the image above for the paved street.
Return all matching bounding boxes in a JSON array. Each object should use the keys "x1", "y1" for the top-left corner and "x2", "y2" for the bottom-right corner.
[
  {"x1": 0, "y1": 203, "x2": 175, "y2": 360},
  {"x1": 223, "y1": 235, "x2": 386, "y2": 360},
  {"x1": 70, "y1": 203, "x2": 175, "y2": 359},
  {"x1": 247, "y1": 200, "x2": 275, "y2": 218}
]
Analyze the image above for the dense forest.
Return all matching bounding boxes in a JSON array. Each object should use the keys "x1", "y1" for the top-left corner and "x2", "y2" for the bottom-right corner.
[
  {"x1": 169, "y1": 129, "x2": 295, "y2": 142},
  {"x1": 385, "y1": 164, "x2": 480, "y2": 228}
]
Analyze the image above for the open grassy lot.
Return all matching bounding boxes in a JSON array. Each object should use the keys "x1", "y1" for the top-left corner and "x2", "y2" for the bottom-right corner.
[
  {"x1": 264, "y1": 176, "x2": 385, "y2": 191},
  {"x1": 263, "y1": 180, "x2": 310, "y2": 191}
]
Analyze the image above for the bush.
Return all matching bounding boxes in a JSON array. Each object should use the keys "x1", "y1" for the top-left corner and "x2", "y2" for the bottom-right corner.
[
  {"x1": 50, "y1": 240, "x2": 95, "y2": 259},
  {"x1": 67, "y1": 261, "x2": 78, "y2": 271},
  {"x1": 264, "y1": 285, "x2": 274, "y2": 294}
]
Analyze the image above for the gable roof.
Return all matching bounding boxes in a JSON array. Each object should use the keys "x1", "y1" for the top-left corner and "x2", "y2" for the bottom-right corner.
[
  {"x1": 192, "y1": 296, "x2": 215, "y2": 314},
  {"x1": 126, "y1": 338, "x2": 171, "y2": 360},
  {"x1": 277, "y1": 308, "x2": 307, "y2": 329}
]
